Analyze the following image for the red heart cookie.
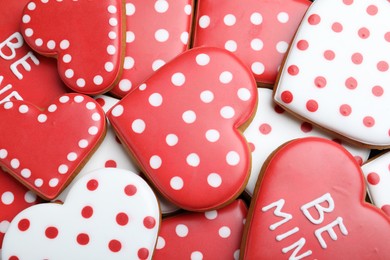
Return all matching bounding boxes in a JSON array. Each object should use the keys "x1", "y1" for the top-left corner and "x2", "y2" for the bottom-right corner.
[
  {"x1": 0, "y1": 0, "x2": 68, "y2": 106},
  {"x1": 154, "y1": 199, "x2": 247, "y2": 259},
  {"x1": 241, "y1": 137, "x2": 390, "y2": 259},
  {"x1": 20, "y1": 0, "x2": 125, "y2": 95},
  {"x1": 108, "y1": 47, "x2": 257, "y2": 211},
  {"x1": 110, "y1": 0, "x2": 194, "y2": 98},
  {"x1": 193, "y1": 0, "x2": 310, "y2": 86},
  {"x1": 0, "y1": 93, "x2": 106, "y2": 200}
]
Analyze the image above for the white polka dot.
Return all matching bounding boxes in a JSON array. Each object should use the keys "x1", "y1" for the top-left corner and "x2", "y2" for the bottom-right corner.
[
  {"x1": 150, "y1": 155, "x2": 162, "y2": 169},
  {"x1": 250, "y1": 12, "x2": 263, "y2": 25},
  {"x1": 49, "y1": 178, "x2": 59, "y2": 187},
  {"x1": 93, "y1": 75, "x2": 103, "y2": 85},
  {"x1": 27, "y1": 2, "x2": 36, "y2": 10},
  {"x1": 237, "y1": 88, "x2": 251, "y2": 101},
  {"x1": 63, "y1": 54, "x2": 72, "y2": 63},
  {"x1": 149, "y1": 93, "x2": 163, "y2": 107},
  {"x1": 186, "y1": 153, "x2": 200, "y2": 167},
  {"x1": 0, "y1": 149, "x2": 7, "y2": 159},
  {"x1": 225, "y1": 40, "x2": 237, "y2": 52},
  {"x1": 111, "y1": 105, "x2": 124, "y2": 117},
  {"x1": 226, "y1": 151, "x2": 240, "y2": 166},
  {"x1": 277, "y1": 12, "x2": 289, "y2": 23},
  {"x1": 92, "y1": 113, "x2": 100, "y2": 121},
  {"x1": 156, "y1": 236, "x2": 166, "y2": 249},
  {"x1": 219, "y1": 226, "x2": 231, "y2": 238},
  {"x1": 119, "y1": 79, "x2": 132, "y2": 91},
  {"x1": 126, "y1": 3, "x2": 136, "y2": 15},
  {"x1": 24, "y1": 191, "x2": 36, "y2": 203},
  {"x1": 22, "y1": 15, "x2": 31, "y2": 23},
  {"x1": 126, "y1": 31, "x2": 135, "y2": 42},
  {"x1": 123, "y1": 57, "x2": 134, "y2": 69},
  {"x1": 0, "y1": 221, "x2": 10, "y2": 233},
  {"x1": 86, "y1": 102, "x2": 96, "y2": 110},
  {"x1": 79, "y1": 139, "x2": 88, "y2": 148},
  {"x1": 65, "y1": 69, "x2": 74, "y2": 78},
  {"x1": 109, "y1": 31, "x2": 117, "y2": 40},
  {"x1": 48, "y1": 104, "x2": 57, "y2": 112},
  {"x1": 251, "y1": 38, "x2": 263, "y2": 51},
  {"x1": 67, "y1": 152, "x2": 77, "y2": 161},
  {"x1": 60, "y1": 40, "x2": 69, "y2": 50},
  {"x1": 196, "y1": 54, "x2": 210, "y2": 66},
  {"x1": 191, "y1": 251, "x2": 203, "y2": 260},
  {"x1": 21, "y1": 168, "x2": 31, "y2": 178},
  {"x1": 105, "y1": 62, "x2": 114, "y2": 72},
  {"x1": 1, "y1": 192, "x2": 14, "y2": 205},
  {"x1": 10, "y1": 159, "x2": 20, "y2": 169},
  {"x1": 155, "y1": 29, "x2": 169, "y2": 42},
  {"x1": 205, "y1": 210, "x2": 218, "y2": 220},
  {"x1": 58, "y1": 164, "x2": 68, "y2": 174},
  {"x1": 37, "y1": 114, "x2": 47, "y2": 123},
  {"x1": 276, "y1": 41, "x2": 289, "y2": 54},
  {"x1": 155, "y1": 0, "x2": 169, "y2": 13},
  {"x1": 207, "y1": 173, "x2": 222, "y2": 188},
  {"x1": 199, "y1": 15, "x2": 210, "y2": 28},
  {"x1": 182, "y1": 110, "x2": 196, "y2": 123},
  {"x1": 47, "y1": 40, "x2": 55, "y2": 49},
  {"x1": 59, "y1": 96, "x2": 70, "y2": 103},
  {"x1": 139, "y1": 83, "x2": 147, "y2": 91},
  {"x1": 224, "y1": 14, "x2": 236, "y2": 26},
  {"x1": 205, "y1": 129, "x2": 220, "y2": 142},
  {"x1": 166, "y1": 134, "x2": 178, "y2": 146},
  {"x1": 4, "y1": 102, "x2": 13, "y2": 109},
  {"x1": 184, "y1": 4, "x2": 192, "y2": 15},
  {"x1": 19, "y1": 105, "x2": 29, "y2": 114},
  {"x1": 175, "y1": 224, "x2": 188, "y2": 237},
  {"x1": 108, "y1": 5, "x2": 117, "y2": 13},
  {"x1": 25, "y1": 28, "x2": 33, "y2": 37},
  {"x1": 251, "y1": 62, "x2": 265, "y2": 75},
  {"x1": 76, "y1": 78, "x2": 86, "y2": 87},
  {"x1": 74, "y1": 95, "x2": 84, "y2": 103},
  {"x1": 107, "y1": 45, "x2": 116, "y2": 55},
  {"x1": 35, "y1": 38, "x2": 43, "y2": 46},
  {"x1": 34, "y1": 178, "x2": 43, "y2": 187},
  {"x1": 219, "y1": 71, "x2": 233, "y2": 84},
  {"x1": 132, "y1": 119, "x2": 146, "y2": 134},
  {"x1": 234, "y1": 249, "x2": 240, "y2": 260},
  {"x1": 220, "y1": 106, "x2": 235, "y2": 119},
  {"x1": 152, "y1": 59, "x2": 166, "y2": 71},
  {"x1": 181, "y1": 32, "x2": 189, "y2": 45},
  {"x1": 109, "y1": 17, "x2": 118, "y2": 26},
  {"x1": 200, "y1": 90, "x2": 214, "y2": 103},
  {"x1": 171, "y1": 72, "x2": 186, "y2": 86},
  {"x1": 88, "y1": 126, "x2": 98, "y2": 135}
]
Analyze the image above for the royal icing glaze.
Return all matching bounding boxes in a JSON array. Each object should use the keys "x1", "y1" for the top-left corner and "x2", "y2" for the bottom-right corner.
[
  {"x1": 154, "y1": 199, "x2": 247, "y2": 260},
  {"x1": 0, "y1": 0, "x2": 68, "y2": 106},
  {"x1": 20, "y1": 0, "x2": 124, "y2": 95},
  {"x1": 0, "y1": 93, "x2": 106, "y2": 200},
  {"x1": 241, "y1": 137, "x2": 390, "y2": 259},
  {"x1": 110, "y1": 0, "x2": 194, "y2": 98},
  {"x1": 1, "y1": 168, "x2": 160, "y2": 260},
  {"x1": 193, "y1": 0, "x2": 310, "y2": 86},
  {"x1": 108, "y1": 47, "x2": 257, "y2": 211},
  {"x1": 361, "y1": 151, "x2": 390, "y2": 217},
  {"x1": 244, "y1": 88, "x2": 370, "y2": 196},
  {"x1": 274, "y1": 0, "x2": 390, "y2": 148}
]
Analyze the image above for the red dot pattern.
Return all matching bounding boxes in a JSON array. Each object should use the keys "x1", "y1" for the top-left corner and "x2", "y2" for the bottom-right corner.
[
  {"x1": 77, "y1": 233, "x2": 90, "y2": 245},
  {"x1": 87, "y1": 179, "x2": 99, "y2": 191},
  {"x1": 143, "y1": 216, "x2": 156, "y2": 229},
  {"x1": 81, "y1": 206, "x2": 94, "y2": 219},
  {"x1": 124, "y1": 184, "x2": 137, "y2": 196},
  {"x1": 138, "y1": 248, "x2": 150, "y2": 259},
  {"x1": 116, "y1": 212, "x2": 129, "y2": 226},
  {"x1": 108, "y1": 239, "x2": 122, "y2": 253},
  {"x1": 367, "y1": 172, "x2": 380, "y2": 185},
  {"x1": 45, "y1": 226, "x2": 59, "y2": 239},
  {"x1": 18, "y1": 219, "x2": 30, "y2": 232}
]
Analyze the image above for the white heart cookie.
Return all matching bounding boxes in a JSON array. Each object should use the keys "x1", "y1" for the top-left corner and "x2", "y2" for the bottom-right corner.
[
  {"x1": 2, "y1": 168, "x2": 160, "y2": 260},
  {"x1": 275, "y1": 0, "x2": 390, "y2": 148}
]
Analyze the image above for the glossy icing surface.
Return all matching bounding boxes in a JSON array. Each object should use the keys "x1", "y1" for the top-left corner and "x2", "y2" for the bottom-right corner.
[
  {"x1": 275, "y1": 0, "x2": 390, "y2": 148},
  {"x1": 108, "y1": 47, "x2": 257, "y2": 211}
]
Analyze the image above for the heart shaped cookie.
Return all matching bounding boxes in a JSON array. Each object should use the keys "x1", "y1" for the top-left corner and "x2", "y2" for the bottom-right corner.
[
  {"x1": 193, "y1": 0, "x2": 310, "y2": 86},
  {"x1": 154, "y1": 199, "x2": 247, "y2": 259},
  {"x1": 110, "y1": 0, "x2": 194, "y2": 97},
  {"x1": 274, "y1": 0, "x2": 390, "y2": 148},
  {"x1": 0, "y1": 0, "x2": 68, "y2": 106},
  {"x1": 20, "y1": 0, "x2": 125, "y2": 95},
  {"x1": 1, "y1": 168, "x2": 160, "y2": 260},
  {"x1": 0, "y1": 93, "x2": 106, "y2": 200},
  {"x1": 108, "y1": 47, "x2": 257, "y2": 211},
  {"x1": 241, "y1": 137, "x2": 390, "y2": 259}
]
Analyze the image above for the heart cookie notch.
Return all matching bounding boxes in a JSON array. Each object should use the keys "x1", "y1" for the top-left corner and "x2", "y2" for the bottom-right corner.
[{"x1": 241, "y1": 137, "x2": 390, "y2": 259}]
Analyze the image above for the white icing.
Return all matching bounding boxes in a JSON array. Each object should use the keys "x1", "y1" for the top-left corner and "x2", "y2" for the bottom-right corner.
[
  {"x1": 262, "y1": 199, "x2": 292, "y2": 230},
  {"x1": 314, "y1": 217, "x2": 348, "y2": 249},
  {"x1": 0, "y1": 32, "x2": 24, "y2": 60},
  {"x1": 300, "y1": 193, "x2": 334, "y2": 225},
  {"x1": 276, "y1": 227, "x2": 300, "y2": 241},
  {"x1": 10, "y1": 51, "x2": 39, "y2": 80},
  {"x1": 281, "y1": 237, "x2": 312, "y2": 260}
]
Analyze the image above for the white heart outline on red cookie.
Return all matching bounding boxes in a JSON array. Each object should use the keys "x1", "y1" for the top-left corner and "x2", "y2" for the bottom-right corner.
[{"x1": 1, "y1": 168, "x2": 161, "y2": 260}]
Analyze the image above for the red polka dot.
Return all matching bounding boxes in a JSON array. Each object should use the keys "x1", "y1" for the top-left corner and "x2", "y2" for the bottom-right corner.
[
  {"x1": 308, "y1": 14, "x2": 321, "y2": 25},
  {"x1": 300, "y1": 122, "x2": 313, "y2": 133},
  {"x1": 116, "y1": 212, "x2": 129, "y2": 226},
  {"x1": 372, "y1": 86, "x2": 384, "y2": 97},
  {"x1": 324, "y1": 50, "x2": 335, "y2": 60},
  {"x1": 109, "y1": 239, "x2": 122, "y2": 252},
  {"x1": 345, "y1": 77, "x2": 358, "y2": 89},
  {"x1": 248, "y1": 142, "x2": 255, "y2": 152},
  {"x1": 382, "y1": 205, "x2": 390, "y2": 216},
  {"x1": 281, "y1": 91, "x2": 293, "y2": 104},
  {"x1": 331, "y1": 22, "x2": 343, "y2": 33},
  {"x1": 9, "y1": 256, "x2": 19, "y2": 260},
  {"x1": 363, "y1": 116, "x2": 375, "y2": 127},
  {"x1": 138, "y1": 248, "x2": 150, "y2": 260},
  {"x1": 45, "y1": 226, "x2": 59, "y2": 239},
  {"x1": 377, "y1": 61, "x2": 389, "y2": 72},
  {"x1": 354, "y1": 156, "x2": 363, "y2": 166},
  {"x1": 87, "y1": 179, "x2": 98, "y2": 191},
  {"x1": 18, "y1": 218, "x2": 30, "y2": 232},
  {"x1": 297, "y1": 40, "x2": 309, "y2": 50},
  {"x1": 259, "y1": 123, "x2": 272, "y2": 135},
  {"x1": 366, "y1": 5, "x2": 378, "y2": 15},
  {"x1": 306, "y1": 100, "x2": 318, "y2": 112},
  {"x1": 95, "y1": 98, "x2": 105, "y2": 107},
  {"x1": 367, "y1": 172, "x2": 380, "y2": 185},
  {"x1": 314, "y1": 76, "x2": 327, "y2": 88},
  {"x1": 343, "y1": 0, "x2": 353, "y2": 5},
  {"x1": 124, "y1": 184, "x2": 137, "y2": 196},
  {"x1": 339, "y1": 104, "x2": 352, "y2": 116},
  {"x1": 287, "y1": 65, "x2": 299, "y2": 76},
  {"x1": 385, "y1": 32, "x2": 390, "y2": 42},
  {"x1": 77, "y1": 233, "x2": 90, "y2": 245},
  {"x1": 81, "y1": 206, "x2": 93, "y2": 218},
  {"x1": 351, "y1": 53, "x2": 363, "y2": 64},
  {"x1": 274, "y1": 105, "x2": 285, "y2": 114},
  {"x1": 143, "y1": 216, "x2": 156, "y2": 229},
  {"x1": 105, "y1": 160, "x2": 117, "y2": 168},
  {"x1": 358, "y1": 27, "x2": 370, "y2": 39}
]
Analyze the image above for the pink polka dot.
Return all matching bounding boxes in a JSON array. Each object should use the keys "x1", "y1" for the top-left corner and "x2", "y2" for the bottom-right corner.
[
  {"x1": 138, "y1": 248, "x2": 150, "y2": 260},
  {"x1": 385, "y1": 32, "x2": 390, "y2": 42},
  {"x1": 259, "y1": 123, "x2": 272, "y2": 135},
  {"x1": 45, "y1": 226, "x2": 59, "y2": 239},
  {"x1": 105, "y1": 160, "x2": 117, "y2": 168},
  {"x1": 124, "y1": 184, "x2": 137, "y2": 196},
  {"x1": 287, "y1": 65, "x2": 299, "y2": 76},
  {"x1": 354, "y1": 156, "x2": 363, "y2": 166},
  {"x1": 367, "y1": 172, "x2": 380, "y2": 185},
  {"x1": 300, "y1": 122, "x2": 313, "y2": 133},
  {"x1": 358, "y1": 27, "x2": 370, "y2": 39},
  {"x1": 306, "y1": 100, "x2": 318, "y2": 112},
  {"x1": 345, "y1": 77, "x2": 358, "y2": 89},
  {"x1": 81, "y1": 206, "x2": 93, "y2": 218},
  {"x1": 109, "y1": 239, "x2": 122, "y2": 252},
  {"x1": 372, "y1": 86, "x2": 384, "y2": 97},
  {"x1": 116, "y1": 212, "x2": 129, "y2": 226},
  {"x1": 281, "y1": 91, "x2": 293, "y2": 104},
  {"x1": 366, "y1": 5, "x2": 378, "y2": 15},
  {"x1": 363, "y1": 116, "x2": 375, "y2": 127},
  {"x1": 339, "y1": 104, "x2": 352, "y2": 116},
  {"x1": 331, "y1": 22, "x2": 343, "y2": 33},
  {"x1": 87, "y1": 179, "x2": 98, "y2": 191},
  {"x1": 314, "y1": 76, "x2": 327, "y2": 88},
  {"x1": 324, "y1": 50, "x2": 335, "y2": 60},
  {"x1": 77, "y1": 233, "x2": 90, "y2": 245},
  {"x1": 351, "y1": 53, "x2": 363, "y2": 64},
  {"x1": 143, "y1": 216, "x2": 156, "y2": 229},
  {"x1": 297, "y1": 40, "x2": 309, "y2": 50},
  {"x1": 343, "y1": 0, "x2": 353, "y2": 5},
  {"x1": 382, "y1": 205, "x2": 390, "y2": 216},
  {"x1": 308, "y1": 14, "x2": 321, "y2": 25},
  {"x1": 18, "y1": 218, "x2": 30, "y2": 231},
  {"x1": 377, "y1": 61, "x2": 389, "y2": 72},
  {"x1": 274, "y1": 105, "x2": 285, "y2": 114},
  {"x1": 248, "y1": 142, "x2": 255, "y2": 152},
  {"x1": 95, "y1": 98, "x2": 105, "y2": 107}
]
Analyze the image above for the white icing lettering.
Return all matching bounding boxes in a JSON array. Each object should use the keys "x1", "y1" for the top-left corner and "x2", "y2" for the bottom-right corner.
[
  {"x1": 0, "y1": 32, "x2": 24, "y2": 60},
  {"x1": 282, "y1": 238, "x2": 312, "y2": 260},
  {"x1": 0, "y1": 91, "x2": 23, "y2": 104},
  {"x1": 314, "y1": 217, "x2": 348, "y2": 249},
  {"x1": 262, "y1": 199, "x2": 292, "y2": 230},
  {"x1": 10, "y1": 51, "x2": 39, "y2": 80},
  {"x1": 276, "y1": 227, "x2": 300, "y2": 241},
  {"x1": 301, "y1": 193, "x2": 334, "y2": 225}
]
